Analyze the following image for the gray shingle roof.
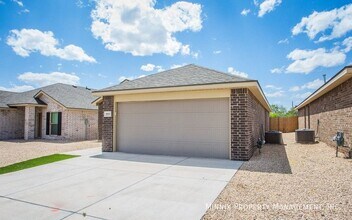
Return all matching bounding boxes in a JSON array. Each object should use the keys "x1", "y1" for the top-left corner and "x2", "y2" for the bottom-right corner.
[
  {"x1": 0, "y1": 91, "x2": 17, "y2": 108},
  {"x1": 0, "y1": 83, "x2": 97, "y2": 110},
  {"x1": 97, "y1": 64, "x2": 253, "y2": 92}
]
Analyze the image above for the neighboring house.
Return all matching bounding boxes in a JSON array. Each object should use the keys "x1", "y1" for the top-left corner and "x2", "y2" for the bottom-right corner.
[
  {"x1": 296, "y1": 65, "x2": 352, "y2": 150},
  {"x1": 0, "y1": 83, "x2": 99, "y2": 141},
  {"x1": 93, "y1": 64, "x2": 270, "y2": 160}
]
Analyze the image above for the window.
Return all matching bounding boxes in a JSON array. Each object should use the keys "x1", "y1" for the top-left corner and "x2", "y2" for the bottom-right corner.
[
  {"x1": 50, "y1": 112, "x2": 59, "y2": 135},
  {"x1": 46, "y1": 112, "x2": 62, "y2": 136}
]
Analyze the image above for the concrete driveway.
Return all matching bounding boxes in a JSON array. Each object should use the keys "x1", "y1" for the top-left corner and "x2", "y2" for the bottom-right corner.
[{"x1": 0, "y1": 148, "x2": 242, "y2": 220}]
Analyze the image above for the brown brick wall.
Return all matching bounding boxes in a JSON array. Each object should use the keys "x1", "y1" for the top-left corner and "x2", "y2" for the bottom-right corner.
[
  {"x1": 298, "y1": 108, "x2": 305, "y2": 129},
  {"x1": 98, "y1": 103, "x2": 103, "y2": 140},
  {"x1": 0, "y1": 107, "x2": 25, "y2": 140},
  {"x1": 102, "y1": 96, "x2": 114, "y2": 152},
  {"x1": 230, "y1": 88, "x2": 269, "y2": 160},
  {"x1": 298, "y1": 77, "x2": 352, "y2": 148},
  {"x1": 249, "y1": 90, "x2": 269, "y2": 149}
]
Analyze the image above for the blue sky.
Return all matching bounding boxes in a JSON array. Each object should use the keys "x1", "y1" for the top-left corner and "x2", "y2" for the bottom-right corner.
[{"x1": 1, "y1": 0, "x2": 351, "y2": 109}]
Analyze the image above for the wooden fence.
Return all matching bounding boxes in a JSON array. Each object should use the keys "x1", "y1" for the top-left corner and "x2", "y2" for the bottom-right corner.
[{"x1": 269, "y1": 116, "x2": 298, "y2": 133}]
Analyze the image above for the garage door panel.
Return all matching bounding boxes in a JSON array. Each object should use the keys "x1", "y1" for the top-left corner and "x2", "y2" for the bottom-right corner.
[
  {"x1": 120, "y1": 114, "x2": 228, "y2": 130},
  {"x1": 118, "y1": 140, "x2": 229, "y2": 158},
  {"x1": 117, "y1": 98, "x2": 229, "y2": 159},
  {"x1": 119, "y1": 126, "x2": 227, "y2": 143}
]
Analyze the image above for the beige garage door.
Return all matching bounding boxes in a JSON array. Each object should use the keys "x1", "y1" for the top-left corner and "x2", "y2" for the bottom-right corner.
[{"x1": 117, "y1": 98, "x2": 229, "y2": 159}]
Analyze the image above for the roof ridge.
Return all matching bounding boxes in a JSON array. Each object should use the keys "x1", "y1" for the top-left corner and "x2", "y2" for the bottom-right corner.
[
  {"x1": 191, "y1": 64, "x2": 252, "y2": 80},
  {"x1": 101, "y1": 64, "x2": 193, "y2": 91},
  {"x1": 0, "y1": 90, "x2": 18, "y2": 94},
  {"x1": 135, "y1": 63, "x2": 192, "y2": 79}
]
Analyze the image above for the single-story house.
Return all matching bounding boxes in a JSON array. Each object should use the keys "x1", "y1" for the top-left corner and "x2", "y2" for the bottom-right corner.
[
  {"x1": 0, "y1": 83, "x2": 99, "y2": 141},
  {"x1": 296, "y1": 65, "x2": 352, "y2": 150},
  {"x1": 93, "y1": 64, "x2": 270, "y2": 160}
]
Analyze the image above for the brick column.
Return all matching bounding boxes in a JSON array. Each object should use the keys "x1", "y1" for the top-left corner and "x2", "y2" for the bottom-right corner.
[
  {"x1": 102, "y1": 96, "x2": 114, "y2": 152},
  {"x1": 230, "y1": 89, "x2": 252, "y2": 160},
  {"x1": 24, "y1": 106, "x2": 35, "y2": 140},
  {"x1": 98, "y1": 103, "x2": 103, "y2": 140}
]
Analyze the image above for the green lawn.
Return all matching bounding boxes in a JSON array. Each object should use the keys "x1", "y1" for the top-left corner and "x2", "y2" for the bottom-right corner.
[{"x1": 0, "y1": 154, "x2": 79, "y2": 175}]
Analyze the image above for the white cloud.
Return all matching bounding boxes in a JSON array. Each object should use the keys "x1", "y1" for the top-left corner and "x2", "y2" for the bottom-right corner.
[
  {"x1": 286, "y1": 48, "x2": 346, "y2": 74},
  {"x1": 98, "y1": 73, "x2": 107, "y2": 78},
  {"x1": 342, "y1": 36, "x2": 352, "y2": 52},
  {"x1": 12, "y1": 0, "x2": 23, "y2": 7},
  {"x1": 140, "y1": 63, "x2": 164, "y2": 72},
  {"x1": 265, "y1": 84, "x2": 284, "y2": 97},
  {"x1": 91, "y1": 0, "x2": 202, "y2": 56},
  {"x1": 289, "y1": 79, "x2": 324, "y2": 92},
  {"x1": 0, "y1": 84, "x2": 34, "y2": 92},
  {"x1": 265, "y1": 90, "x2": 285, "y2": 98},
  {"x1": 170, "y1": 63, "x2": 187, "y2": 69},
  {"x1": 301, "y1": 78, "x2": 324, "y2": 89},
  {"x1": 180, "y1": 44, "x2": 199, "y2": 58},
  {"x1": 191, "y1": 51, "x2": 199, "y2": 59},
  {"x1": 258, "y1": 0, "x2": 282, "y2": 17},
  {"x1": 278, "y1": 38, "x2": 289, "y2": 44},
  {"x1": 118, "y1": 75, "x2": 146, "y2": 82},
  {"x1": 140, "y1": 64, "x2": 156, "y2": 72},
  {"x1": 76, "y1": 0, "x2": 84, "y2": 8},
  {"x1": 7, "y1": 29, "x2": 96, "y2": 63},
  {"x1": 76, "y1": 0, "x2": 91, "y2": 8},
  {"x1": 270, "y1": 66, "x2": 285, "y2": 74},
  {"x1": 227, "y1": 67, "x2": 249, "y2": 78},
  {"x1": 18, "y1": 8, "x2": 29, "y2": 14},
  {"x1": 292, "y1": 4, "x2": 352, "y2": 42},
  {"x1": 293, "y1": 92, "x2": 312, "y2": 99},
  {"x1": 18, "y1": 72, "x2": 80, "y2": 87},
  {"x1": 241, "y1": 9, "x2": 250, "y2": 16},
  {"x1": 213, "y1": 50, "x2": 221, "y2": 54},
  {"x1": 265, "y1": 85, "x2": 282, "y2": 90},
  {"x1": 289, "y1": 86, "x2": 300, "y2": 92},
  {"x1": 181, "y1": 45, "x2": 190, "y2": 55}
]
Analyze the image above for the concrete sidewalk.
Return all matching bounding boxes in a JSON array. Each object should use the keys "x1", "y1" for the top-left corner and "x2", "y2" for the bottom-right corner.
[{"x1": 0, "y1": 149, "x2": 242, "y2": 220}]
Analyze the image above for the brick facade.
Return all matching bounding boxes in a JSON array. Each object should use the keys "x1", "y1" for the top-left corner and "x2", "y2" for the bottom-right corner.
[
  {"x1": 102, "y1": 96, "x2": 114, "y2": 152},
  {"x1": 0, "y1": 107, "x2": 25, "y2": 140},
  {"x1": 98, "y1": 103, "x2": 103, "y2": 140},
  {"x1": 298, "y1": 77, "x2": 352, "y2": 149},
  {"x1": 24, "y1": 106, "x2": 35, "y2": 140},
  {"x1": 38, "y1": 94, "x2": 99, "y2": 141},
  {"x1": 230, "y1": 89, "x2": 269, "y2": 160},
  {"x1": 0, "y1": 93, "x2": 99, "y2": 141}
]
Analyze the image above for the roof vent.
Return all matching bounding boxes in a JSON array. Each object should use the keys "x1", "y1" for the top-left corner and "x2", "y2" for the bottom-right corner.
[
  {"x1": 86, "y1": 86, "x2": 91, "y2": 90},
  {"x1": 72, "y1": 85, "x2": 77, "y2": 88}
]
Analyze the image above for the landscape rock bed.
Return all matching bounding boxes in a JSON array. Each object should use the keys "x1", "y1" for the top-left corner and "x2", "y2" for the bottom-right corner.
[{"x1": 203, "y1": 133, "x2": 352, "y2": 219}]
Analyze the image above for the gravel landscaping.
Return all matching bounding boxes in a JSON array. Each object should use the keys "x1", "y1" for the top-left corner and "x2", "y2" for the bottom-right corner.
[
  {"x1": 0, "y1": 140, "x2": 101, "y2": 167},
  {"x1": 203, "y1": 132, "x2": 352, "y2": 219}
]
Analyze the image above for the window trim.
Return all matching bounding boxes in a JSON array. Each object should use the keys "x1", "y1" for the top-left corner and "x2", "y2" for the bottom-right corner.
[
  {"x1": 50, "y1": 112, "x2": 59, "y2": 135},
  {"x1": 46, "y1": 112, "x2": 62, "y2": 136}
]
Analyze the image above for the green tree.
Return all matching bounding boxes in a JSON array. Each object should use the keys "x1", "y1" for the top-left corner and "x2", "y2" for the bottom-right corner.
[
  {"x1": 286, "y1": 107, "x2": 298, "y2": 117},
  {"x1": 269, "y1": 104, "x2": 286, "y2": 118},
  {"x1": 269, "y1": 105, "x2": 298, "y2": 118}
]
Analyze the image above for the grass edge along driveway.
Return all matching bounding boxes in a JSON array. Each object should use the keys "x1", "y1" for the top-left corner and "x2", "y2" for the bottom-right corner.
[{"x1": 0, "y1": 154, "x2": 78, "y2": 175}]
